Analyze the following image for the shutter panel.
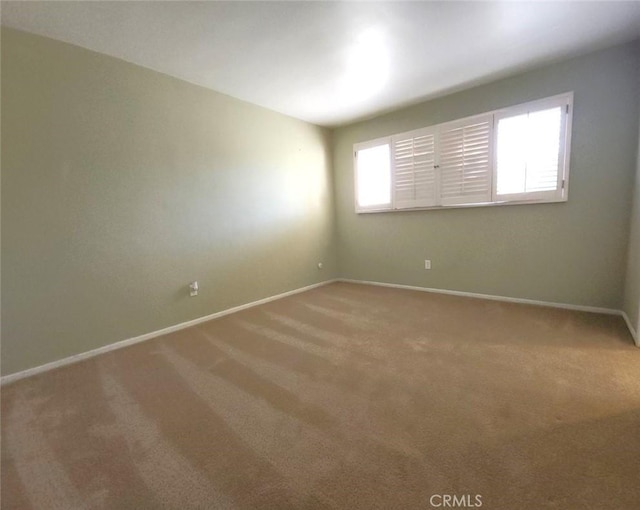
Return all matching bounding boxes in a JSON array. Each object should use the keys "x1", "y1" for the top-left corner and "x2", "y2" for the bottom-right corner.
[
  {"x1": 438, "y1": 115, "x2": 493, "y2": 206},
  {"x1": 392, "y1": 127, "x2": 437, "y2": 209}
]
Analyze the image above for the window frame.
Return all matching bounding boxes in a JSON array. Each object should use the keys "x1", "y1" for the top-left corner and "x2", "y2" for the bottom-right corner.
[{"x1": 353, "y1": 92, "x2": 574, "y2": 214}]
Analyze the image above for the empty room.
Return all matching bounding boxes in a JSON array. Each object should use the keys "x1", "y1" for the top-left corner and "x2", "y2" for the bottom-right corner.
[{"x1": 1, "y1": 1, "x2": 639, "y2": 509}]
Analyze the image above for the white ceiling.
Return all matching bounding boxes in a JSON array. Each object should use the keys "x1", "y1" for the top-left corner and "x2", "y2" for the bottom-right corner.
[{"x1": 2, "y1": 1, "x2": 639, "y2": 127}]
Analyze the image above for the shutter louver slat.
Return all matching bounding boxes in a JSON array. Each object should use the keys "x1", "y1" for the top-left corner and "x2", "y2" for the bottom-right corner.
[{"x1": 438, "y1": 115, "x2": 492, "y2": 205}]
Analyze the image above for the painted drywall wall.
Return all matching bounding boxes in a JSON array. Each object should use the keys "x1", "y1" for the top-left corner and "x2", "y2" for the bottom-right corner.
[
  {"x1": 1, "y1": 28, "x2": 336, "y2": 375},
  {"x1": 623, "y1": 76, "x2": 640, "y2": 336},
  {"x1": 333, "y1": 41, "x2": 640, "y2": 310}
]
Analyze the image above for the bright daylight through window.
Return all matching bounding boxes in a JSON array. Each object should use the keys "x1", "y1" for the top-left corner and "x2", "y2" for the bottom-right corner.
[
  {"x1": 356, "y1": 143, "x2": 391, "y2": 208},
  {"x1": 354, "y1": 93, "x2": 572, "y2": 212}
]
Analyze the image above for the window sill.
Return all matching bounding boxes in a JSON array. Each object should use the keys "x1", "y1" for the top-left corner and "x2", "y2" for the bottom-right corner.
[{"x1": 355, "y1": 196, "x2": 567, "y2": 214}]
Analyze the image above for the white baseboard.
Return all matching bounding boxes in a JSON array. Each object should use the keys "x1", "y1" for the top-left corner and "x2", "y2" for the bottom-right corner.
[
  {"x1": 621, "y1": 311, "x2": 640, "y2": 347},
  {"x1": 3, "y1": 277, "x2": 636, "y2": 385},
  {"x1": 0, "y1": 279, "x2": 337, "y2": 386},
  {"x1": 339, "y1": 278, "x2": 640, "y2": 345},
  {"x1": 339, "y1": 278, "x2": 621, "y2": 315}
]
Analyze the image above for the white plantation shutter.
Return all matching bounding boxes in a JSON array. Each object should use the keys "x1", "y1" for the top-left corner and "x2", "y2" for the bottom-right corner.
[
  {"x1": 438, "y1": 114, "x2": 493, "y2": 206},
  {"x1": 391, "y1": 127, "x2": 437, "y2": 209}
]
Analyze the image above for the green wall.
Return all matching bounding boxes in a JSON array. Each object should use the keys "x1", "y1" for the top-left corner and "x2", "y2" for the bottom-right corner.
[
  {"x1": 2, "y1": 29, "x2": 639, "y2": 375},
  {"x1": 1, "y1": 29, "x2": 336, "y2": 374},
  {"x1": 623, "y1": 86, "x2": 640, "y2": 338},
  {"x1": 333, "y1": 42, "x2": 640, "y2": 310}
]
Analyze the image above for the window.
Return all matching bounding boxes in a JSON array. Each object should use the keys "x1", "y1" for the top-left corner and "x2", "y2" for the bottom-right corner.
[
  {"x1": 495, "y1": 96, "x2": 569, "y2": 201},
  {"x1": 354, "y1": 93, "x2": 573, "y2": 212},
  {"x1": 355, "y1": 139, "x2": 391, "y2": 210}
]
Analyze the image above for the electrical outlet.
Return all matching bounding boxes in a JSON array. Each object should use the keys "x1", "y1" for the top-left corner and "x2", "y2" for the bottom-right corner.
[
  {"x1": 189, "y1": 281, "x2": 199, "y2": 297},
  {"x1": 424, "y1": 260, "x2": 431, "y2": 270}
]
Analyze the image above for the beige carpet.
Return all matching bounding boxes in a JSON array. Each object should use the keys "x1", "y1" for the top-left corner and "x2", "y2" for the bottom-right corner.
[{"x1": 1, "y1": 282, "x2": 639, "y2": 509}]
